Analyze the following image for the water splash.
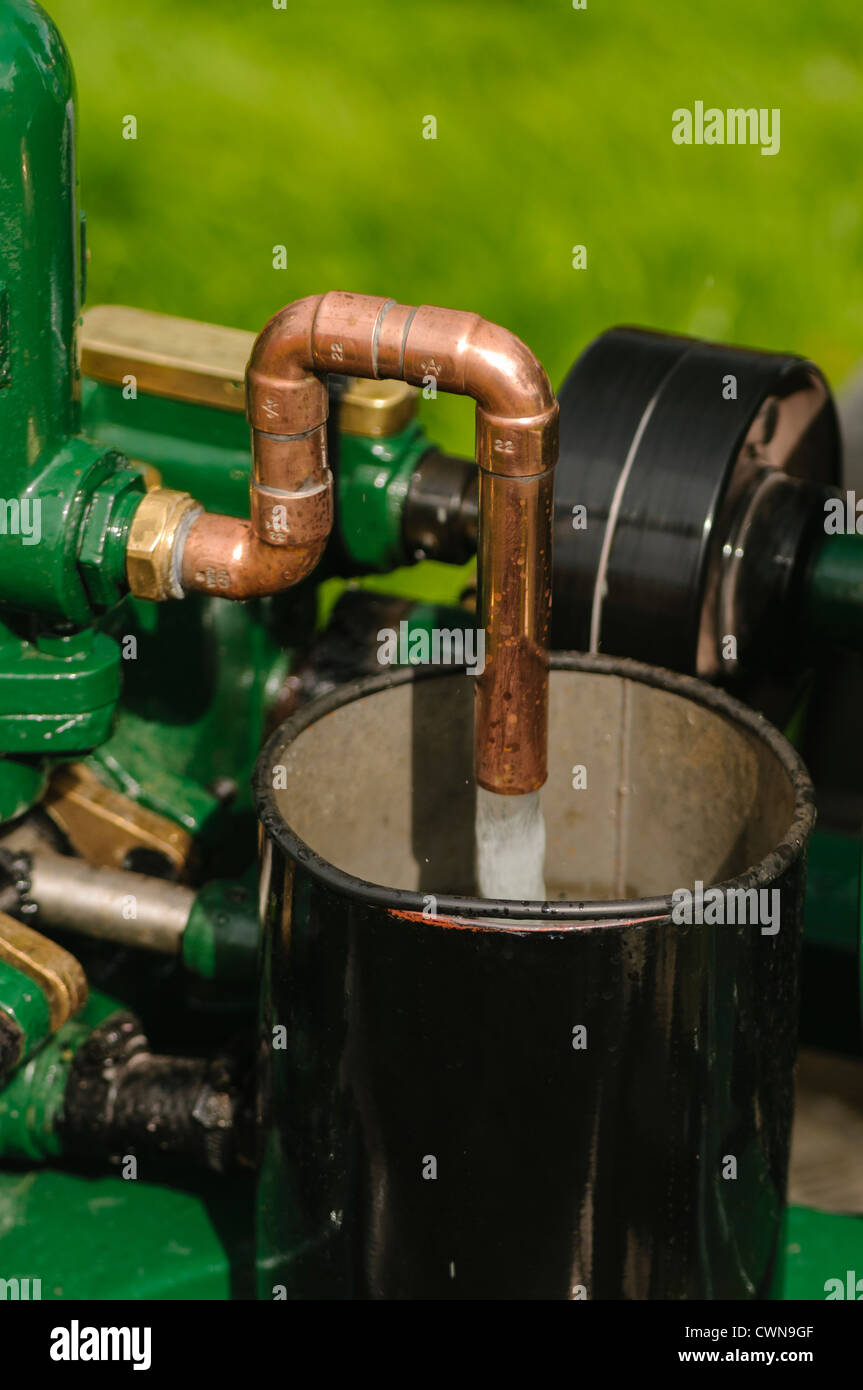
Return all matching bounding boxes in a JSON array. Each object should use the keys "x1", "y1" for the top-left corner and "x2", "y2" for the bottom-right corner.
[{"x1": 475, "y1": 787, "x2": 547, "y2": 901}]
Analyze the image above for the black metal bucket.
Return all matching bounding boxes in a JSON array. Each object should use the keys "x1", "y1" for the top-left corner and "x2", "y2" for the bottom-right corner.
[{"x1": 254, "y1": 653, "x2": 815, "y2": 1300}]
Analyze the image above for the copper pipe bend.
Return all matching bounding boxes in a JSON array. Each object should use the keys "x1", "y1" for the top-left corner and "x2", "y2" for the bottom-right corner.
[
  {"x1": 182, "y1": 292, "x2": 556, "y2": 793},
  {"x1": 246, "y1": 292, "x2": 556, "y2": 795}
]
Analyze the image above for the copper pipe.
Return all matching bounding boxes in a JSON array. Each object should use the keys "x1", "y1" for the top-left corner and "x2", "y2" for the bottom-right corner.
[
  {"x1": 179, "y1": 295, "x2": 333, "y2": 599},
  {"x1": 180, "y1": 514, "x2": 327, "y2": 600},
  {"x1": 239, "y1": 291, "x2": 557, "y2": 794}
]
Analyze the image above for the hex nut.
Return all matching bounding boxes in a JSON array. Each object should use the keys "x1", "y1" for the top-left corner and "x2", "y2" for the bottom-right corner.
[{"x1": 126, "y1": 488, "x2": 203, "y2": 601}]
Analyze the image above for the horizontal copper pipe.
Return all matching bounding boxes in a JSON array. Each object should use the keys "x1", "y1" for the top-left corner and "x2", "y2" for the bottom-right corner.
[{"x1": 243, "y1": 292, "x2": 558, "y2": 794}]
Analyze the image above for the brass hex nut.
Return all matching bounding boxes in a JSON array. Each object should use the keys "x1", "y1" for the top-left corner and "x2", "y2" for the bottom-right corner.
[{"x1": 126, "y1": 488, "x2": 202, "y2": 602}]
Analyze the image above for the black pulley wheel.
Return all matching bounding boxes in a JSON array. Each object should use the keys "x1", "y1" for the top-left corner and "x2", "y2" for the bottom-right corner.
[{"x1": 552, "y1": 327, "x2": 840, "y2": 679}]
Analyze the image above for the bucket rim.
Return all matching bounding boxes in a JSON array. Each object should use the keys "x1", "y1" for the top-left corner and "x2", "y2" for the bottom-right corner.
[{"x1": 254, "y1": 651, "x2": 816, "y2": 929}]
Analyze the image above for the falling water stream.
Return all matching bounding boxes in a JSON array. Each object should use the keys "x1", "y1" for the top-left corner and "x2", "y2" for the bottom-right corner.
[{"x1": 475, "y1": 787, "x2": 548, "y2": 902}]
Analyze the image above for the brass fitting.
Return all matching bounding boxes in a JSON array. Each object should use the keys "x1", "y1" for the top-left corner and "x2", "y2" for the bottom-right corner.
[
  {"x1": 43, "y1": 761, "x2": 194, "y2": 877},
  {"x1": 126, "y1": 487, "x2": 202, "y2": 602},
  {"x1": 80, "y1": 306, "x2": 417, "y2": 434},
  {"x1": 0, "y1": 913, "x2": 88, "y2": 1032},
  {"x1": 339, "y1": 379, "x2": 419, "y2": 437}
]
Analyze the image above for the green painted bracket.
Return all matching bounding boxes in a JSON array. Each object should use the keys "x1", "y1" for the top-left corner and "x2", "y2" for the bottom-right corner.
[{"x1": 0, "y1": 626, "x2": 121, "y2": 754}]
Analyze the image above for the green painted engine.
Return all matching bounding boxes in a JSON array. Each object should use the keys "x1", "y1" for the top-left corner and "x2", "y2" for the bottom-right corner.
[{"x1": 0, "y1": 0, "x2": 860, "y2": 1302}]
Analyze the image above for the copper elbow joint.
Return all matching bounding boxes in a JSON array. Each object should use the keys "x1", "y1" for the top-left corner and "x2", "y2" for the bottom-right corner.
[
  {"x1": 127, "y1": 295, "x2": 334, "y2": 604},
  {"x1": 181, "y1": 295, "x2": 333, "y2": 599}
]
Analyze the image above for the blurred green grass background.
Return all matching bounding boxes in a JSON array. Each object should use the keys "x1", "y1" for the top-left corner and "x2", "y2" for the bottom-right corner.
[{"x1": 51, "y1": 0, "x2": 863, "y2": 457}]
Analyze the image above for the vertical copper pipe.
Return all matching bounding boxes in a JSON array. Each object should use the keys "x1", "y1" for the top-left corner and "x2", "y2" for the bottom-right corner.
[
  {"x1": 244, "y1": 293, "x2": 558, "y2": 794},
  {"x1": 181, "y1": 295, "x2": 333, "y2": 599},
  {"x1": 475, "y1": 468, "x2": 554, "y2": 794}
]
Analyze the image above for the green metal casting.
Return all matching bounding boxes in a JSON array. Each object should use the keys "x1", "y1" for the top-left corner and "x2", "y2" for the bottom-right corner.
[
  {"x1": 0, "y1": 0, "x2": 149, "y2": 818},
  {"x1": 774, "y1": 1206, "x2": 863, "y2": 1300},
  {"x1": 0, "y1": 987, "x2": 123, "y2": 1166},
  {"x1": 337, "y1": 421, "x2": 431, "y2": 571},
  {"x1": 0, "y1": 989, "x2": 120, "y2": 1163},
  {"x1": 81, "y1": 376, "x2": 436, "y2": 574},
  {"x1": 804, "y1": 531, "x2": 863, "y2": 650},
  {"x1": 0, "y1": 441, "x2": 144, "y2": 625},
  {"x1": 0, "y1": 757, "x2": 47, "y2": 824},
  {"x1": 0, "y1": 958, "x2": 51, "y2": 1081},
  {"x1": 91, "y1": 590, "x2": 306, "y2": 866},
  {"x1": 804, "y1": 828, "x2": 861, "y2": 953},
  {"x1": 0, "y1": 621, "x2": 122, "y2": 754},
  {"x1": 0, "y1": 0, "x2": 81, "y2": 484},
  {"x1": 183, "y1": 876, "x2": 259, "y2": 987},
  {"x1": 0, "y1": 1017, "x2": 87, "y2": 1162},
  {"x1": 81, "y1": 379, "x2": 252, "y2": 519},
  {"x1": 0, "y1": 1166, "x2": 254, "y2": 1298},
  {"x1": 799, "y1": 827, "x2": 863, "y2": 1054},
  {"x1": 0, "y1": 1, "x2": 145, "y2": 625}
]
